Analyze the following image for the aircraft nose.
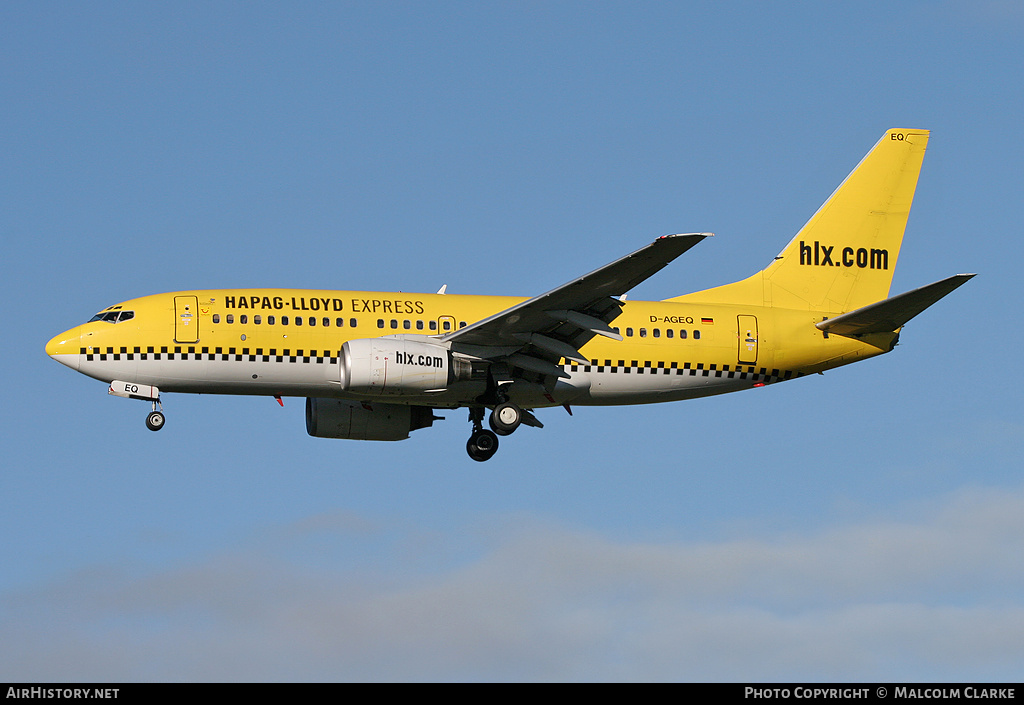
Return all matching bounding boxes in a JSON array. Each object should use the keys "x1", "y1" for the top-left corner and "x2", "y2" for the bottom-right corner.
[{"x1": 46, "y1": 326, "x2": 82, "y2": 370}]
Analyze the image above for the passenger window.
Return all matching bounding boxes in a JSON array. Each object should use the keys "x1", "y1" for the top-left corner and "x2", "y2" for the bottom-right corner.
[
  {"x1": 442, "y1": 320, "x2": 452, "y2": 331},
  {"x1": 281, "y1": 316, "x2": 289, "y2": 325},
  {"x1": 254, "y1": 315, "x2": 262, "y2": 324},
  {"x1": 693, "y1": 330, "x2": 701, "y2": 340},
  {"x1": 612, "y1": 327, "x2": 620, "y2": 335},
  {"x1": 268, "y1": 316, "x2": 275, "y2": 325},
  {"x1": 213, "y1": 314, "x2": 221, "y2": 324},
  {"x1": 350, "y1": 318, "x2": 357, "y2": 328},
  {"x1": 240, "y1": 315, "x2": 248, "y2": 324},
  {"x1": 294, "y1": 316, "x2": 302, "y2": 326},
  {"x1": 404, "y1": 320, "x2": 411, "y2": 329},
  {"x1": 679, "y1": 329, "x2": 687, "y2": 339},
  {"x1": 666, "y1": 329, "x2": 673, "y2": 339},
  {"x1": 377, "y1": 319, "x2": 385, "y2": 329},
  {"x1": 226, "y1": 314, "x2": 234, "y2": 324},
  {"x1": 653, "y1": 329, "x2": 660, "y2": 338},
  {"x1": 336, "y1": 318, "x2": 344, "y2": 327},
  {"x1": 323, "y1": 317, "x2": 330, "y2": 327},
  {"x1": 390, "y1": 319, "x2": 398, "y2": 329},
  {"x1": 626, "y1": 328, "x2": 633, "y2": 337},
  {"x1": 416, "y1": 320, "x2": 424, "y2": 330},
  {"x1": 430, "y1": 321, "x2": 438, "y2": 331},
  {"x1": 460, "y1": 322, "x2": 466, "y2": 328},
  {"x1": 309, "y1": 317, "x2": 316, "y2": 326},
  {"x1": 639, "y1": 328, "x2": 647, "y2": 338}
]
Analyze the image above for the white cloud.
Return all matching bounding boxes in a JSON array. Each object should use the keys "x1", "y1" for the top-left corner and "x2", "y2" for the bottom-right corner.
[{"x1": 4, "y1": 488, "x2": 1024, "y2": 681}]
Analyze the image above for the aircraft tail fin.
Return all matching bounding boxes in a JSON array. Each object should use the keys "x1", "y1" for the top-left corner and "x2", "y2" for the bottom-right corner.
[{"x1": 668, "y1": 129, "x2": 930, "y2": 313}]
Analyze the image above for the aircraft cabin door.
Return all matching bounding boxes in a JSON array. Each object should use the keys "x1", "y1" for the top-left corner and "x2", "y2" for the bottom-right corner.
[
  {"x1": 737, "y1": 315, "x2": 758, "y2": 365},
  {"x1": 174, "y1": 295, "x2": 200, "y2": 344}
]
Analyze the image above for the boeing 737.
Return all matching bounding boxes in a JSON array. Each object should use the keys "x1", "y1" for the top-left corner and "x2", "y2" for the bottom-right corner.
[{"x1": 46, "y1": 129, "x2": 973, "y2": 461}]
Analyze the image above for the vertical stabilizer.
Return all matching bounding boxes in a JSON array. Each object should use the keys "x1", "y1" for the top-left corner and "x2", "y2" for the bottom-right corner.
[{"x1": 670, "y1": 129, "x2": 930, "y2": 313}]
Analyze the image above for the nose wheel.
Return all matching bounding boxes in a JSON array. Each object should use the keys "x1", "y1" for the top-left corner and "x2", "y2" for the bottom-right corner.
[
  {"x1": 146, "y1": 410, "x2": 166, "y2": 431},
  {"x1": 145, "y1": 398, "x2": 165, "y2": 432}
]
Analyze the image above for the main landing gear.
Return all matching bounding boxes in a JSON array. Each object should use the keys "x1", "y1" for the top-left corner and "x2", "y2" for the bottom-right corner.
[
  {"x1": 466, "y1": 407, "x2": 499, "y2": 462},
  {"x1": 466, "y1": 401, "x2": 528, "y2": 461},
  {"x1": 488, "y1": 402, "x2": 522, "y2": 436}
]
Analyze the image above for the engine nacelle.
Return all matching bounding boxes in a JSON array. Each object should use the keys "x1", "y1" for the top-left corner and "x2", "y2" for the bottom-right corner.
[
  {"x1": 341, "y1": 337, "x2": 468, "y2": 397},
  {"x1": 305, "y1": 397, "x2": 436, "y2": 441}
]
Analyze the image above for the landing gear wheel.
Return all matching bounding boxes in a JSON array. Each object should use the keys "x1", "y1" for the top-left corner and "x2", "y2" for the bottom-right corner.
[
  {"x1": 145, "y1": 410, "x2": 165, "y2": 432},
  {"x1": 467, "y1": 429, "x2": 499, "y2": 462},
  {"x1": 488, "y1": 402, "x2": 522, "y2": 436}
]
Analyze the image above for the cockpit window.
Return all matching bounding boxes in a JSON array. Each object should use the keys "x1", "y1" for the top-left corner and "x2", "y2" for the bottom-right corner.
[{"x1": 88, "y1": 310, "x2": 135, "y2": 323}]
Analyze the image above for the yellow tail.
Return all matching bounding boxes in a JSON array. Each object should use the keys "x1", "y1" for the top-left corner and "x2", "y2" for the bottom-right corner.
[{"x1": 670, "y1": 129, "x2": 930, "y2": 313}]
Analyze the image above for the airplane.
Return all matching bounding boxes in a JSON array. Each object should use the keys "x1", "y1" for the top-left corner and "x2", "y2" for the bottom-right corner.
[{"x1": 46, "y1": 128, "x2": 973, "y2": 461}]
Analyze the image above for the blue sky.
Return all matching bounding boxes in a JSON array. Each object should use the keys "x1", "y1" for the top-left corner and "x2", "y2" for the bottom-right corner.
[{"x1": 2, "y1": 1, "x2": 1022, "y2": 681}]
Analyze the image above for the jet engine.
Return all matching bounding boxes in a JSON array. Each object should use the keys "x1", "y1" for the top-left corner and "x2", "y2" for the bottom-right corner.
[
  {"x1": 340, "y1": 338, "x2": 471, "y2": 396},
  {"x1": 305, "y1": 397, "x2": 436, "y2": 441}
]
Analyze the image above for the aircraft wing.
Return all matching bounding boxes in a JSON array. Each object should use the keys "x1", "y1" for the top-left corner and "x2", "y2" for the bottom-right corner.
[{"x1": 442, "y1": 233, "x2": 709, "y2": 377}]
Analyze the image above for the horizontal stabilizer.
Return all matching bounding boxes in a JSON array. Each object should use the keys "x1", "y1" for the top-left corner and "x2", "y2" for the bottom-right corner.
[{"x1": 816, "y1": 274, "x2": 975, "y2": 337}]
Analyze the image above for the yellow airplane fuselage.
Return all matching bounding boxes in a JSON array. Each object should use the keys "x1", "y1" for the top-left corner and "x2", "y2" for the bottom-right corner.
[{"x1": 46, "y1": 287, "x2": 887, "y2": 408}]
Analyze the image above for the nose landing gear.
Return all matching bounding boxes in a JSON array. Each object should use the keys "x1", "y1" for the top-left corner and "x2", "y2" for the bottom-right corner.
[
  {"x1": 145, "y1": 406, "x2": 166, "y2": 431},
  {"x1": 108, "y1": 381, "x2": 165, "y2": 432}
]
